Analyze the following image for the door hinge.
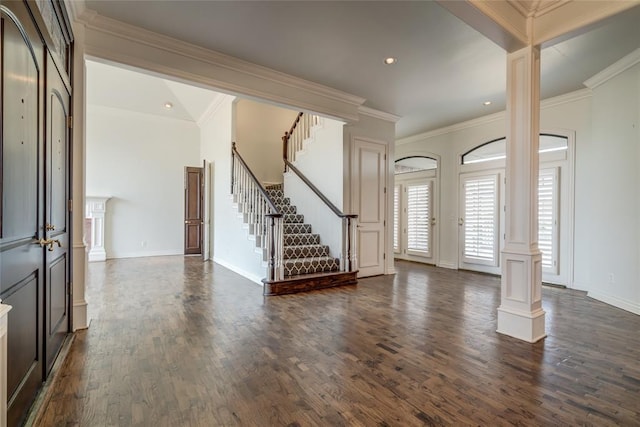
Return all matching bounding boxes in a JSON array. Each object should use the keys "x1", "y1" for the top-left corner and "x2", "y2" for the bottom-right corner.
[
  {"x1": 68, "y1": 116, "x2": 73, "y2": 129},
  {"x1": 383, "y1": 253, "x2": 386, "y2": 260},
  {"x1": 68, "y1": 199, "x2": 73, "y2": 211},
  {"x1": 383, "y1": 220, "x2": 386, "y2": 226},
  {"x1": 384, "y1": 187, "x2": 387, "y2": 194}
]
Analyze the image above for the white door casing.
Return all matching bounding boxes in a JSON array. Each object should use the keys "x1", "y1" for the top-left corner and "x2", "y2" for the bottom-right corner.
[{"x1": 351, "y1": 138, "x2": 386, "y2": 277}]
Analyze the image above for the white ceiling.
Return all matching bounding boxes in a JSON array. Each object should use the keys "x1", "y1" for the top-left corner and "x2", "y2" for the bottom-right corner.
[
  {"x1": 83, "y1": 1, "x2": 640, "y2": 139},
  {"x1": 86, "y1": 60, "x2": 222, "y2": 122}
]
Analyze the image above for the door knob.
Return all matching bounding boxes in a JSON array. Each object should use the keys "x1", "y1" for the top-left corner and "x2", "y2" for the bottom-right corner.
[
  {"x1": 45, "y1": 223, "x2": 56, "y2": 231},
  {"x1": 37, "y1": 238, "x2": 62, "y2": 251}
]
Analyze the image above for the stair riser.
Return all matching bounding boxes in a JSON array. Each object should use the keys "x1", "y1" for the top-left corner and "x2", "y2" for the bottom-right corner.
[
  {"x1": 284, "y1": 234, "x2": 320, "y2": 246},
  {"x1": 284, "y1": 224, "x2": 311, "y2": 234},
  {"x1": 284, "y1": 258, "x2": 340, "y2": 276},
  {"x1": 283, "y1": 214, "x2": 304, "y2": 224},
  {"x1": 263, "y1": 271, "x2": 357, "y2": 296},
  {"x1": 284, "y1": 245, "x2": 330, "y2": 259}
]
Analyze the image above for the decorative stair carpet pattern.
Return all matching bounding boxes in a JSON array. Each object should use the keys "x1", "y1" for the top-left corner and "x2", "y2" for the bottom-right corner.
[{"x1": 265, "y1": 188, "x2": 340, "y2": 277}]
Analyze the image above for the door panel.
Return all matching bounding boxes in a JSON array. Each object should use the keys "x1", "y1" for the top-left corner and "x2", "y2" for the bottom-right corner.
[
  {"x1": 184, "y1": 166, "x2": 203, "y2": 255},
  {"x1": 1, "y1": 5, "x2": 46, "y2": 425},
  {"x1": 395, "y1": 178, "x2": 436, "y2": 264},
  {"x1": 351, "y1": 139, "x2": 386, "y2": 277},
  {"x1": 459, "y1": 172, "x2": 502, "y2": 275},
  {"x1": 44, "y1": 54, "x2": 71, "y2": 374}
]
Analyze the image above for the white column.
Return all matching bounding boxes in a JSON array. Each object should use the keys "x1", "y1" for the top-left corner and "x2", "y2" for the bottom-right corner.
[
  {"x1": 0, "y1": 302, "x2": 12, "y2": 427},
  {"x1": 497, "y1": 46, "x2": 546, "y2": 343},
  {"x1": 85, "y1": 196, "x2": 111, "y2": 262}
]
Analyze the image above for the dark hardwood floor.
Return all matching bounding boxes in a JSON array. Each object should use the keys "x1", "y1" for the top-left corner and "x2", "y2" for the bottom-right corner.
[{"x1": 34, "y1": 257, "x2": 640, "y2": 426}]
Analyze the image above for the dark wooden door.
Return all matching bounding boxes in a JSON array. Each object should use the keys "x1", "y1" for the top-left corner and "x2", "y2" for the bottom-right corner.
[
  {"x1": 1, "y1": 5, "x2": 46, "y2": 425},
  {"x1": 44, "y1": 53, "x2": 71, "y2": 374},
  {"x1": 184, "y1": 167, "x2": 203, "y2": 255}
]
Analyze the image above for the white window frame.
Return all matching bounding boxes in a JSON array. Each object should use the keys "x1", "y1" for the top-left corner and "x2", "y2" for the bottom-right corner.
[{"x1": 457, "y1": 131, "x2": 574, "y2": 286}]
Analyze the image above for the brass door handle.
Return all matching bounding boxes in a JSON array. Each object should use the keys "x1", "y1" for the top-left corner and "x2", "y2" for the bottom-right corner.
[
  {"x1": 45, "y1": 223, "x2": 56, "y2": 231},
  {"x1": 37, "y1": 238, "x2": 62, "y2": 251}
]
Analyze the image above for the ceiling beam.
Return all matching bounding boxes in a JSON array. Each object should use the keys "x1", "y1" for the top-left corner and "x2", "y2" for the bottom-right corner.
[
  {"x1": 439, "y1": 0, "x2": 640, "y2": 53},
  {"x1": 436, "y1": 0, "x2": 528, "y2": 52},
  {"x1": 533, "y1": 1, "x2": 640, "y2": 46}
]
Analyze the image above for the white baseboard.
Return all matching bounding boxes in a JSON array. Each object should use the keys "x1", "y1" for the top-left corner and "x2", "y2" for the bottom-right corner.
[
  {"x1": 587, "y1": 290, "x2": 640, "y2": 315},
  {"x1": 213, "y1": 257, "x2": 264, "y2": 286},
  {"x1": 72, "y1": 299, "x2": 89, "y2": 331},
  {"x1": 571, "y1": 281, "x2": 590, "y2": 292},
  {"x1": 107, "y1": 249, "x2": 182, "y2": 259},
  {"x1": 437, "y1": 261, "x2": 458, "y2": 269}
]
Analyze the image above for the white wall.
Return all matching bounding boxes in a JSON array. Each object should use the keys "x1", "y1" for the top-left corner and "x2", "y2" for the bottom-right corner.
[
  {"x1": 235, "y1": 99, "x2": 298, "y2": 184},
  {"x1": 585, "y1": 62, "x2": 640, "y2": 314},
  {"x1": 199, "y1": 96, "x2": 266, "y2": 284},
  {"x1": 86, "y1": 105, "x2": 200, "y2": 258},
  {"x1": 284, "y1": 117, "x2": 345, "y2": 258}
]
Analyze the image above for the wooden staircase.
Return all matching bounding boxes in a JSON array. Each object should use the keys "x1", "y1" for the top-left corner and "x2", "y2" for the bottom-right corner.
[
  {"x1": 262, "y1": 186, "x2": 357, "y2": 296},
  {"x1": 231, "y1": 112, "x2": 358, "y2": 296}
]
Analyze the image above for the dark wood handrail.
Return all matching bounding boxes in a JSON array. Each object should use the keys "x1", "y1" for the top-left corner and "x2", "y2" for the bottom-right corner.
[
  {"x1": 283, "y1": 112, "x2": 303, "y2": 146},
  {"x1": 282, "y1": 112, "x2": 303, "y2": 171},
  {"x1": 284, "y1": 160, "x2": 357, "y2": 219},
  {"x1": 232, "y1": 142, "x2": 282, "y2": 217}
]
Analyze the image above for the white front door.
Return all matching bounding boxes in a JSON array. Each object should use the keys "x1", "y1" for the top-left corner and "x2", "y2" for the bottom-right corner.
[{"x1": 351, "y1": 138, "x2": 386, "y2": 277}]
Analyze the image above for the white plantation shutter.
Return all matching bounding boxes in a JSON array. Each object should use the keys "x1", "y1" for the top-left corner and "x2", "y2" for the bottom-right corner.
[
  {"x1": 394, "y1": 185, "x2": 400, "y2": 253},
  {"x1": 406, "y1": 181, "x2": 432, "y2": 257},
  {"x1": 463, "y1": 175, "x2": 499, "y2": 266},
  {"x1": 538, "y1": 168, "x2": 558, "y2": 273}
]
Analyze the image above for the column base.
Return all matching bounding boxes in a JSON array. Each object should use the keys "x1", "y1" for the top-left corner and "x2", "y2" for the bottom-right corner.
[{"x1": 497, "y1": 306, "x2": 546, "y2": 343}]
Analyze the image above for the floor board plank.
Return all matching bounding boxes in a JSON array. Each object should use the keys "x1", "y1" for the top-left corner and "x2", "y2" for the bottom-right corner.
[{"x1": 34, "y1": 257, "x2": 640, "y2": 426}]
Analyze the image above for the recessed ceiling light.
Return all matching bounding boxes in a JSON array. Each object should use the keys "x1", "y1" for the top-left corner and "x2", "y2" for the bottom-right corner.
[
  {"x1": 383, "y1": 57, "x2": 397, "y2": 65},
  {"x1": 164, "y1": 102, "x2": 173, "y2": 109},
  {"x1": 483, "y1": 101, "x2": 492, "y2": 106}
]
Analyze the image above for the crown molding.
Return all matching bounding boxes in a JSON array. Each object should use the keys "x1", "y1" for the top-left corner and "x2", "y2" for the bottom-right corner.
[
  {"x1": 396, "y1": 112, "x2": 504, "y2": 145},
  {"x1": 79, "y1": 12, "x2": 366, "y2": 117},
  {"x1": 197, "y1": 94, "x2": 235, "y2": 127},
  {"x1": 396, "y1": 88, "x2": 592, "y2": 145},
  {"x1": 540, "y1": 87, "x2": 592, "y2": 109},
  {"x1": 584, "y1": 48, "x2": 640, "y2": 89},
  {"x1": 358, "y1": 106, "x2": 401, "y2": 123}
]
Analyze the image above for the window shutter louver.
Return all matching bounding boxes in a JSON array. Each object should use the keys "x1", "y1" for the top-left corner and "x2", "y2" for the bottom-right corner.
[
  {"x1": 394, "y1": 185, "x2": 400, "y2": 252},
  {"x1": 406, "y1": 182, "x2": 431, "y2": 257},
  {"x1": 463, "y1": 175, "x2": 498, "y2": 266},
  {"x1": 538, "y1": 168, "x2": 558, "y2": 273}
]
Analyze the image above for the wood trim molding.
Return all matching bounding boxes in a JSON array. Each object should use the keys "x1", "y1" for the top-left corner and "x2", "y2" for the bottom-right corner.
[
  {"x1": 584, "y1": 48, "x2": 640, "y2": 89},
  {"x1": 76, "y1": 12, "x2": 366, "y2": 122},
  {"x1": 357, "y1": 106, "x2": 401, "y2": 123}
]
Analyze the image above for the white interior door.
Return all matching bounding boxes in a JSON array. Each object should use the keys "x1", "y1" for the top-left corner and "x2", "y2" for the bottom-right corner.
[{"x1": 351, "y1": 138, "x2": 386, "y2": 277}]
